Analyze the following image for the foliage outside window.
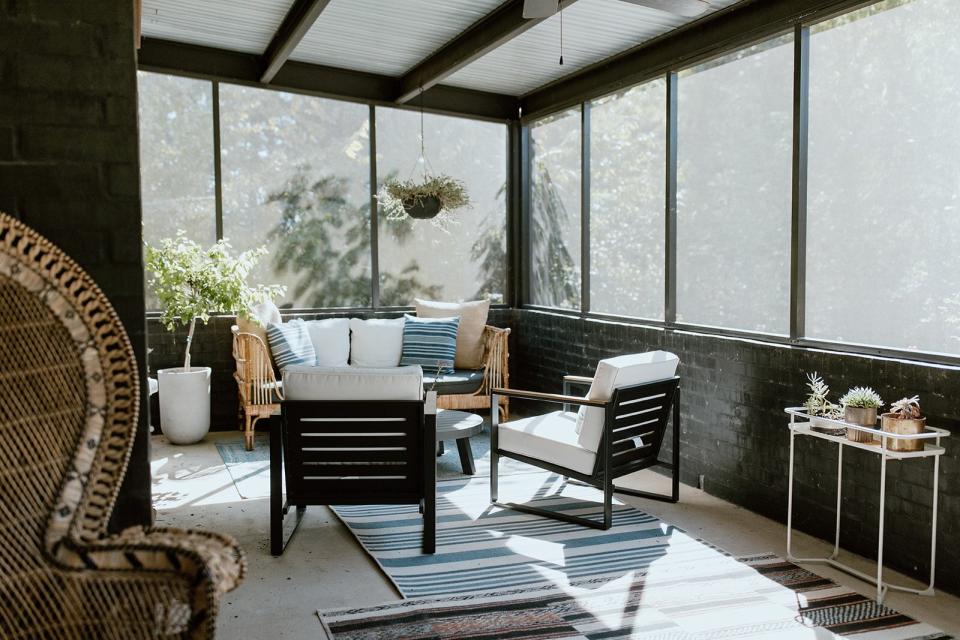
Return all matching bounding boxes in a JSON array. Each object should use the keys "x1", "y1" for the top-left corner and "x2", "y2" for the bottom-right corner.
[
  {"x1": 529, "y1": 108, "x2": 581, "y2": 310},
  {"x1": 676, "y1": 34, "x2": 793, "y2": 334},
  {"x1": 590, "y1": 79, "x2": 666, "y2": 319},
  {"x1": 219, "y1": 85, "x2": 372, "y2": 309},
  {"x1": 807, "y1": 0, "x2": 960, "y2": 354},
  {"x1": 138, "y1": 72, "x2": 217, "y2": 307}
]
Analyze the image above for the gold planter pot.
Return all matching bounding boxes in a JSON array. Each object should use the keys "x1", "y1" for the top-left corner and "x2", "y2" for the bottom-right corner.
[
  {"x1": 844, "y1": 406, "x2": 877, "y2": 443},
  {"x1": 880, "y1": 413, "x2": 926, "y2": 452}
]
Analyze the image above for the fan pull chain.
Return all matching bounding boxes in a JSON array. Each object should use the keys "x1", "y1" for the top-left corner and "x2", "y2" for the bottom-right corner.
[{"x1": 558, "y1": 0, "x2": 564, "y2": 66}]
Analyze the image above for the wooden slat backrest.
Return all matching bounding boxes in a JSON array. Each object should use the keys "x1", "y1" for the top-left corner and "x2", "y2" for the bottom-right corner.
[
  {"x1": 593, "y1": 377, "x2": 680, "y2": 478},
  {"x1": 282, "y1": 400, "x2": 424, "y2": 503}
]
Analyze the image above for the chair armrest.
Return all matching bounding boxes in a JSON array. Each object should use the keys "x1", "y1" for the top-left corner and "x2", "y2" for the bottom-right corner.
[
  {"x1": 490, "y1": 387, "x2": 606, "y2": 407},
  {"x1": 58, "y1": 526, "x2": 246, "y2": 596},
  {"x1": 563, "y1": 375, "x2": 594, "y2": 386}
]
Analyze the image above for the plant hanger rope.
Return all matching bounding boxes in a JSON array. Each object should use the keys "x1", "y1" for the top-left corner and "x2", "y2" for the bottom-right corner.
[{"x1": 409, "y1": 84, "x2": 436, "y2": 181}]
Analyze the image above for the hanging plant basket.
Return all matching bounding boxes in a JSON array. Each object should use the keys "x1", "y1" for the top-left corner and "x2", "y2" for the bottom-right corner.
[
  {"x1": 379, "y1": 174, "x2": 471, "y2": 226},
  {"x1": 403, "y1": 195, "x2": 442, "y2": 219}
]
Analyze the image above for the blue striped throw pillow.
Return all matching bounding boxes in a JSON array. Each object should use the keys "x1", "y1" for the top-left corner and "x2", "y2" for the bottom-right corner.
[
  {"x1": 400, "y1": 314, "x2": 460, "y2": 375},
  {"x1": 266, "y1": 319, "x2": 316, "y2": 370}
]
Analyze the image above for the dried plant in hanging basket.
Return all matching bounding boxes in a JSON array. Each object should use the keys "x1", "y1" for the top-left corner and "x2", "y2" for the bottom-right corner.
[{"x1": 379, "y1": 174, "x2": 471, "y2": 224}]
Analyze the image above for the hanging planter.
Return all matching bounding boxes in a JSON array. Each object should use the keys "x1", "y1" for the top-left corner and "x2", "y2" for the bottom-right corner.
[
  {"x1": 381, "y1": 174, "x2": 470, "y2": 223},
  {"x1": 377, "y1": 87, "x2": 471, "y2": 227}
]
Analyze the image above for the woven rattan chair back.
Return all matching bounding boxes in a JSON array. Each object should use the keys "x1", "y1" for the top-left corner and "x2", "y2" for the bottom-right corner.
[{"x1": 0, "y1": 213, "x2": 244, "y2": 639}]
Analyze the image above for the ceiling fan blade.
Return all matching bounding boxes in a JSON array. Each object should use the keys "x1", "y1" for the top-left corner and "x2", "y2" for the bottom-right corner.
[
  {"x1": 619, "y1": 0, "x2": 710, "y2": 18},
  {"x1": 523, "y1": 0, "x2": 558, "y2": 19}
]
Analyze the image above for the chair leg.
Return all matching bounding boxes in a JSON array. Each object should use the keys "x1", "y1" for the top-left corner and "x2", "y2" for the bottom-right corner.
[
  {"x1": 603, "y1": 477, "x2": 613, "y2": 530},
  {"x1": 244, "y1": 415, "x2": 254, "y2": 452}
]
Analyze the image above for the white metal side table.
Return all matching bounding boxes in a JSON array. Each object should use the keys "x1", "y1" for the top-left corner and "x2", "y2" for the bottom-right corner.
[{"x1": 783, "y1": 407, "x2": 949, "y2": 603}]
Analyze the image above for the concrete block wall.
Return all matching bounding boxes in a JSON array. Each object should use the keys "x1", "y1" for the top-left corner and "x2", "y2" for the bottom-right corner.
[
  {"x1": 1, "y1": 1, "x2": 150, "y2": 530},
  {"x1": 510, "y1": 308, "x2": 960, "y2": 594},
  {"x1": 147, "y1": 308, "x2": 514, "y2": 431}
]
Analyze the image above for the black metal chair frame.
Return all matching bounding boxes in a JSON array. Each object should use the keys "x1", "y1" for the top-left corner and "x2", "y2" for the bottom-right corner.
[
  {"x1": 490, "y1": 375, "x2": 680, "y2": 530},
  {"x1": 270, "y1": 400, "x2": 436, "y2": 555}
]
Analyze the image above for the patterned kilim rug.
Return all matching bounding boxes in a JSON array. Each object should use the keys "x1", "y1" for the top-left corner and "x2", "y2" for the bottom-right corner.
[
  {"x1": 324, "y1": 473, "x2": 950, "y2": 639},
  {"x1": 318, "y1": 554, "x2": 949, "y2": 639}
]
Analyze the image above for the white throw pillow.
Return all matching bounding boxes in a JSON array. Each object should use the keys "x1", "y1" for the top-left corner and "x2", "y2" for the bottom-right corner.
[
  {"x1": 349, "y1": 317, "x2": 405, "y2": 367},
  {"x1": 305, "y1": 318, "x2": 350, "y2": 367},
  {"x1": 575, "y1": 351, "x2": 680, "y2": 452}
]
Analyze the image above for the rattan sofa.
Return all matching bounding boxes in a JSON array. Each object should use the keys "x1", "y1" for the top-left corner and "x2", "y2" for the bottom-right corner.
[
  {"x1": 0, "y1": 213, "x2": 244, "y2": 639},
  {"x1": 231, "y1": 322, "x2": 509, "y2": 450}
]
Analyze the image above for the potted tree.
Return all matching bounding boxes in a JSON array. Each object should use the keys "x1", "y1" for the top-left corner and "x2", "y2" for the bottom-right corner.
[
  {"x1": 803, "y1": 372, "x2": 843, "y2": 434},
  {"x1": 881, "y1": 396, "x2": 925, "y2": 452},
  {"x1": 838, "y1": 386, "x2": 883, "y2": 443},
  {"x1": 146, "y1": 233, "x2": 283, "y2": 444}
]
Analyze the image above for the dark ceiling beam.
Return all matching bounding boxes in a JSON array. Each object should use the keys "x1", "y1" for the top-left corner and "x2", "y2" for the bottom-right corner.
[
  {"x1": 260, "y1": 0, "x2": 332, "y2": 83},
  {"x1": 396, "y1": 0, "x2": 578, "y2": 104},
  {"x1": 521, "y1": 0, "x2": 872, "y2": 120},
  {"x1": 138, "y1": 37, "x2": 520, "y2": 121}
]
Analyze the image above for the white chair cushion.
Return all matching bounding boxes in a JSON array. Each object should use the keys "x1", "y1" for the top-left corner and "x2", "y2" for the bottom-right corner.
[
  {"x1": 498, "y1": 411, "x2": 596, "y2": 476},
  {"x1": 576, "y1": 351, "x2": 679, "y2": 452},
  {"x1": 305, "y1": 318, "x2": 350, "y2": 367},
  {"x1": 282, "y1": 365, "x2": 423, "y2": 401},
  {"x1": 349, "y1": 317, "x2": 405, "y2": 367}
]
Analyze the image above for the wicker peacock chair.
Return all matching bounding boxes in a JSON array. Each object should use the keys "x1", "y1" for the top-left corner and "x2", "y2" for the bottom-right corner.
[{"x1": 0, "y1": 213, "x2": 245, "y2": 639}]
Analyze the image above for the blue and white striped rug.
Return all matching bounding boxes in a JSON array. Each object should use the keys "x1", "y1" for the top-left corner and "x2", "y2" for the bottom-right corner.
[{"x1": 332, "y1": 471, "x2": 734, "y2": 599}]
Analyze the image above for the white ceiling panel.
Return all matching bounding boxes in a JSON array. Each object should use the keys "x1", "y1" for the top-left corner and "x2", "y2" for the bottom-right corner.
[
  {"x1": 445, "y1": 0, "x2": 743, "y2": 95},
  {"x1": 291, "y1": 0, "x2": 508, "y2": 76},
  {"x1": 141, "y1": 0, "x2": 291, "y2": 54}
]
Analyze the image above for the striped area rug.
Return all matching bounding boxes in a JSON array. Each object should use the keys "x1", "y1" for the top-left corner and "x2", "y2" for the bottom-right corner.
[
  {"x1": 319, "y1": 554, "x2": 950, "y2": 639},
  {"x1": 326, "y1": 473, "x2": 949, "y2": 639},
  {"x1": 332, "y1": 471, "x2": 732, "y2": 599}
]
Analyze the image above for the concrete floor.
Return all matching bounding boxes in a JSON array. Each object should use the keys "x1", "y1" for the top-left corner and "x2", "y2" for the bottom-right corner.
[{"x1": 151, "y1": 430, "x2": 960, "y2": 639}]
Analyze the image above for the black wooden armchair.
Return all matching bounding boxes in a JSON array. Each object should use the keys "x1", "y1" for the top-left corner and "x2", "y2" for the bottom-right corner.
[
  {"x1": 270, "y1": 366, "x2": 436, "y2": 555},
  {"x1": 490, "y1": 352, "x2": 680, "y2": 530}
]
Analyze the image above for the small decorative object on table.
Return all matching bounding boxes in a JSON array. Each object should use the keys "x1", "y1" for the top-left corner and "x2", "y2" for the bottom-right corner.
[
  {"x1": 839, "y1": 386, "x2": 883, "y2": 444},
  {"x1": 881, "y1": 396, "x2": 926, "y2": 452},
  {"x1": 803, "y1": 372, "x2": 844, "y2": 435}
]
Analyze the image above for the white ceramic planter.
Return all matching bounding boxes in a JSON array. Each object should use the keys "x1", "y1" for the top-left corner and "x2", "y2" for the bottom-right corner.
[{"x1": 158, "y1": 367, "x2": 211, "y2": 444}]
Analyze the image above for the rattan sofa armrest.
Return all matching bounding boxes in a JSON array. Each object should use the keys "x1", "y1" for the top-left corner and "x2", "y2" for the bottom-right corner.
[
  {"x1": 490, "y1": 387, "x2": 606, "y2": 407},
  {"x1": 66, "y1": 526, "x2": 246, "y2": 595}
]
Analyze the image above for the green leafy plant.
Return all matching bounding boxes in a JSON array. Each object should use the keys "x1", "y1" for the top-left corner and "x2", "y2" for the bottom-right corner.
[
  {"x1": 890, "y1": 395, "x2": 922, "y2": 419},
  {"x1": 839, "y1": 386, "x2": 884, "y2": 409},
  {"x1": 803, "y1": 372, "x2": 842, "y2": 419},
  {"x1": 146, "y1": 232, "x2": 285, "y2": 370},
  {"x1": 379, "y1": 174, "x2": 471, "y2": 226}
]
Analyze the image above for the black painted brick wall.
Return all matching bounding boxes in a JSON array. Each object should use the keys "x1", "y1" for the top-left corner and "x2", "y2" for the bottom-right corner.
[
  {"x1": 146, "y1": 308, "x2": 514, "y2": 431},
  {"x1": 1, "y1": 1, "x2": 150, "y2": 530},
  {"x1": 511, "y1": 309, "x2": 960, "y2": 594}
]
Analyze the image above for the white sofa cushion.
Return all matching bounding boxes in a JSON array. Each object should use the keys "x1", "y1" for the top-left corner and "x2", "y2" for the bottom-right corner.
[
  {"x1": 349, "y1": 317, "x2": 405, "y2": 367},
  {"x1": 576, "y1": 351, "x2": 679, "y2": 452},
  {"x1": 499, "y1": 411, "x2": 596, "y2": 475},
  {"x1": 283, "y1": 365, "x2": 423, "y2": 401},
  {"x1": 305, "y1": 318, "x2": 350, "y2": 367}
]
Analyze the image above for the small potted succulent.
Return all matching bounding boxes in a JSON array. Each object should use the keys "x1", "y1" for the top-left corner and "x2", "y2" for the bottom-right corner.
[
  {"x1": 839, "y1": 387, "x2": 883, "y2": 443},
  {"x1": 380, "y1": 174, "x2": 470, "y2": 223},
  {"x1": 146, "y1": 233, "x2": 284, "y2": 444},
  {"x1": 803, "y1": 372, "x2": 843, "y2": 434},
  {"x1": 881, "y1": 396, "x2": 926, "y2": 452}
]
